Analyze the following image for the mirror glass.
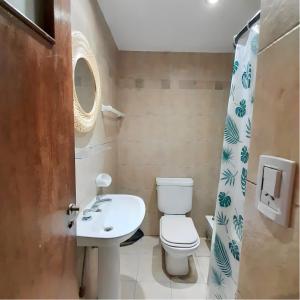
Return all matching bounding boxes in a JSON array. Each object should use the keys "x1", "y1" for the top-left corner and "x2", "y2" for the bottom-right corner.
[
  {"x1": 5, "y1": 0, "x2": 54, "y2": 38},
  {"x1": 74, "y1": 58, "x2": 96, "y2": 113}
]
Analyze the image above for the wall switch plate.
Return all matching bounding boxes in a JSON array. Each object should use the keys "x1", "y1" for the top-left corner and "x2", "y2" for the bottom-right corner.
[
  {"x1": 262, "y1": 166, "x2": 282, "y2": 198},
  {"x1": 256, "y1": 155, "x2": 296, "y2": 227}
]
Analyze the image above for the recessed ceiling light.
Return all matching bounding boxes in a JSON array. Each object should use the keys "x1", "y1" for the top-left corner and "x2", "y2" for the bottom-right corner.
[{"x1": 205, "y1": 0, "x2": 219, "y2": 5}]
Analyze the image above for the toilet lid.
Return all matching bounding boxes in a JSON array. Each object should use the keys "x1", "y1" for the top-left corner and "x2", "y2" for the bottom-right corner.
[{"x1": 160, "y1": 215, "x2": 199, "y2": 245}]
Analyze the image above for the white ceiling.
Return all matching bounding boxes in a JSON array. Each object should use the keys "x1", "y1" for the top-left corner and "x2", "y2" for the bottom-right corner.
[{"x1": 98, "y1": 0, "x2": 260, "y2": 53}]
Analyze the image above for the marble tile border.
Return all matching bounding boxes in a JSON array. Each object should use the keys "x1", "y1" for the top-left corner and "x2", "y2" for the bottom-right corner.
[{"x1": 117, "y1": 77, "x2": 230, "y2": 90}]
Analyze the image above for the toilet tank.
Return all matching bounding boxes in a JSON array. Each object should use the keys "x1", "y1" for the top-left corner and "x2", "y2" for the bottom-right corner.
[{"x1": 156, "y1": 177, "x2": 193, "y2": 214}]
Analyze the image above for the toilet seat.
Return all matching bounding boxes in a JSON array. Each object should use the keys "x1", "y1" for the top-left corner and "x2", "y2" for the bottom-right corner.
[
  {"x1": 160, "y1": 215, "x2": 200, "y2": 249},
  {"x1": 160, "y1": 235, "x2": 199, "y2": 249}
]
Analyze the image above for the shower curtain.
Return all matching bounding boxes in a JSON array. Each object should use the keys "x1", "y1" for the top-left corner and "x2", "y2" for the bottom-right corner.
[{"x1": 208, "y1": 24, "x2": 259, "y2": 299}]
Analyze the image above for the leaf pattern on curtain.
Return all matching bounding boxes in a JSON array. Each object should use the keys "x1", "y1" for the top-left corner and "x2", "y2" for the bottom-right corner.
[
  {"x1": 208, "y1": 25, "x2": 259, "y2": 299},
  {"x1": 216, "y1": 212, "x2": 229, "y2": 233},
  {"x1": 221, "y1": 169, "x2": 238, "y2": 186},
  {"x1": 211, "y1": 267, "x2": 225, "y2": 286},
  {"x1": 229, "y1": 240, "x2": 240, "y2": 261},
  {"x1": 235, "y1": 99, "x2": 246, "y2": 117},
  {"x1": 222, "y1": 147, "x2": 233, "y2": 164},
  {"x1": 246, "y1": 118, "x2": 252, "y2": 138},
  {"x1": 242, "y1": 63, "x2": 252, "y2": 89},
  {"x1": 240, "y1": 146, "x2": 249, "y2": 163},
  {"x1": 214, "y1": 234, "x2": 232, "y2": 277},
  {"x1": 218, "y1": 192, "x2": 232, "y2": 207},
  {"x1": 232, "y1": 61, "x2": 239, "y2": 74},
  {"x1": 224, "y1": 116, "x2": 240, "y2": 144},
  {"x1": 233, "y1": 210, "x2": 244, "y2": 241},
  {"x1": 241, "y1": 167, "x2": 248, "y2": 196}
]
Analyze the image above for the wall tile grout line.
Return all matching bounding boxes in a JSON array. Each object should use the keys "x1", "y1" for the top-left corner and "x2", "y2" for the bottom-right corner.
[{"x1": 258, "y1": 23, "x2": 300, "y2": 54}]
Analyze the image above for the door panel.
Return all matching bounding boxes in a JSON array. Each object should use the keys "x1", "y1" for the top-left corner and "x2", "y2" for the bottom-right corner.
[{"x1": 0, "y1": 0, "x2": 78, "y2": 298}]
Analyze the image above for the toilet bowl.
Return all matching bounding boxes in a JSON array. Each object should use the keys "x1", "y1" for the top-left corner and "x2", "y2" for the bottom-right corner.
[
  {"x1": 156, "y1": 177, "x2": 200, "y2": 276},
  {"x1": 160, "y1": 215, "x2": 200, "y2": 275}
]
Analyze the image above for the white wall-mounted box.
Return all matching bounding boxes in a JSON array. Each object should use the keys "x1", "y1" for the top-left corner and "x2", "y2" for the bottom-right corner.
[{"x1": 256, "y1": 155, "x2": 296, "y2": 227}]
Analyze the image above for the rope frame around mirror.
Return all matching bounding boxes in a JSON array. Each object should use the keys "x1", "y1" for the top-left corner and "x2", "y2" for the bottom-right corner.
[{"x1": 72, "y1": 31, "x2": 101, "y2": 133}]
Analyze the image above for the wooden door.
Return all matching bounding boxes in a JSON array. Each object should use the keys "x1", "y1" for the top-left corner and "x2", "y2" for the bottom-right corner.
[{"x1": 0, "y1": 0, "x2": 78, "y2": 298}]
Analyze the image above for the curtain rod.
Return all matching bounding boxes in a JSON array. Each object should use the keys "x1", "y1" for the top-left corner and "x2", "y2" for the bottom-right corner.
[{"x1": 233, "y1": 10, "x2": 261, "y2": 48}]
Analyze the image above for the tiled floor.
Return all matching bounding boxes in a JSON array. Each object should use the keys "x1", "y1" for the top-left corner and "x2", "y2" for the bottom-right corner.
[{"x1": 119, "y1": 236, "x2": 211, "y2": 299}]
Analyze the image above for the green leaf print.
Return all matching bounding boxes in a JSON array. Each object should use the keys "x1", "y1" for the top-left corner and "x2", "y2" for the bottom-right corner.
[
  {"x1": 230, "y1": 84, "x2": 236, "y2": 102},
  {"x1": 211, "y1": 267, "x2": 224, "y2": 286},
  {"x1": 242, "y1": 63, "x2": 252, "y2": 89},
  {"x1": 232, "y1": 61, "x2": 239, "y2": 74},
  {"x1": 224, "y1": 116, "x2": 240, "y2": 144},
  {"x1": 241, "y1": 167, "x2": 247, "y2": 196},
  {"x1": 240, "y1": 146, "x2": 249, "y2": 163},
  {"x1": 235, "y1": 99, "x2": 246, "y2": 118},
  {"x1": 214, "y1": 234, "x2": 232, "y2": 277},
  {"x1": 229, "y1": 240, "x2": 240, "y2": 261},
  {"x1": 221, "y1": 169, "x2": 238, "y2": 186},
  {"x1": 233, "y1": 210, "x2": 244, "y2": 241},
  {"x1": 216, "y1": 211, "x2": 229, "y2": 233},
  {"x1": 246, "y1": 118, "x2": 252, "y2": 138},
  {"x1": 218, "y1": 192, "x2": 232, "y2": 208},
  {"x1": 222, "y1": 147, "x2": 233, "y2": 164}
]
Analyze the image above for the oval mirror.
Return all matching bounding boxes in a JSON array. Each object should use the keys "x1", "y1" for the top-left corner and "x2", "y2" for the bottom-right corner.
[
  {"x1": 72, "y1": 31, "x2": 101, "y2": 132},
  {"x1": 74, "y1": 58, "x2": 96, "y2": 113}
]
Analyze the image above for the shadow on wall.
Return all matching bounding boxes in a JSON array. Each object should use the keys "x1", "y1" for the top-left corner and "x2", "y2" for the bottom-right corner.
[{"x1": 75, "y1": 115, "x2": 123, "y2": 149}]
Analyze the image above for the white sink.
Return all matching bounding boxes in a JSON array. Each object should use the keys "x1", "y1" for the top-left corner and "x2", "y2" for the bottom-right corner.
[
  {"x1": 76, "y1": 194, "x2": 145, "y2": 299},
  {"x1": 77, "y1": 194, "x2": 145, "y2": 246}
]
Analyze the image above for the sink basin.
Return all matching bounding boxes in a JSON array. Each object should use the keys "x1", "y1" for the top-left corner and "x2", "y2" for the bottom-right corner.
[
  {"x1": 77, "y1": 194, "x2": 145, "y2": 246},
  {"x1": 76, "y1": 194, "x2": 145, "y2": 299}
]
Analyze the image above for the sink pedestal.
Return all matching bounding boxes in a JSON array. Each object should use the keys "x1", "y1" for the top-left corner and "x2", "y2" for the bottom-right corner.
[
  {"x1": 76, "y1": 194, "x2": 145, "y2": 299},
  {"x1": 98, "y1": 245, "x2": 120, "y2": 299}
]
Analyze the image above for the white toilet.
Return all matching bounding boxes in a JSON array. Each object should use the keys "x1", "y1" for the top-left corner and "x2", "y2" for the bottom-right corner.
[{"x1": 156, "y1": 177, "x2": 200, "y2": 276}]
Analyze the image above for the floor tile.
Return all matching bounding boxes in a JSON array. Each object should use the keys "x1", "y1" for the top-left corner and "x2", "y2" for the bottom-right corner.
[
  {"x1": 169, "y1": 256, "x2": 205, "y2": 284},
  {"x1": 120, "y1": 236, "x2": 161, "y2": 257},
  {"x1": 120, "y1": 241, "x2": 141, "y2": 255},
  {"x1": 119, "y1": 236, "x2": 209, "y2": 299},
  {"x1": 137, "y1": 253, "x2": 170, "y2": 284},
  {"x1": 171, "y1": 282, "x2": 207, "y2": 299},
  {"x1": 121, "y1": 280, "x2": 136, "y2": 299},
  {"x1": 120, "y1": 254, "x2": 139, "y2": 281},
  {"x1": 195, "y1": 238, "x2": 211, "y2": 257},
  {"x1": 135, "y1": 280, "x2": 172, "y2": 299},
  {"x1": 138, "y1": 236, "x2": 161, "y2": 256},
  {"x1": 196, "y1": 257, "x2": 210, "y2": 283}
]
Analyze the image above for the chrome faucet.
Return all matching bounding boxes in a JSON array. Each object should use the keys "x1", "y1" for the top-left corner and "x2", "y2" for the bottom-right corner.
[
  {"x1": 82, "y1": 197, "x2": 112, "y2": 215},
  {"x1": 83, "y1": 207, "x2": 101, "y2": 215},
  {"x1": 81, "y1": 197, "x2": 112, "y2": 222},
  {"x1": 95, "y1": 195, "x2": 112, "y2": 204}
]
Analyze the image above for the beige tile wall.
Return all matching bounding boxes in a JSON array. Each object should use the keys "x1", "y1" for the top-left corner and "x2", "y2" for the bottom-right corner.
[
  {"x1": 259, "y1": 0, "x2": 300, "y2": 51},
  {"x1": 117, "y1": 52, "x2": 233, "y2": 236},
  {"x1": 238, "y1": 1, "x2": 299, "y2": 298},
  {"x1": 72, "y1": 1, "x2": 119, "y2": 208},
  {"x1": 71, "y1": 2, "x2": 119, "y2": 298},
  {"x1": 239, "y1": 183, "x2": 299, "y2": 299}
]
